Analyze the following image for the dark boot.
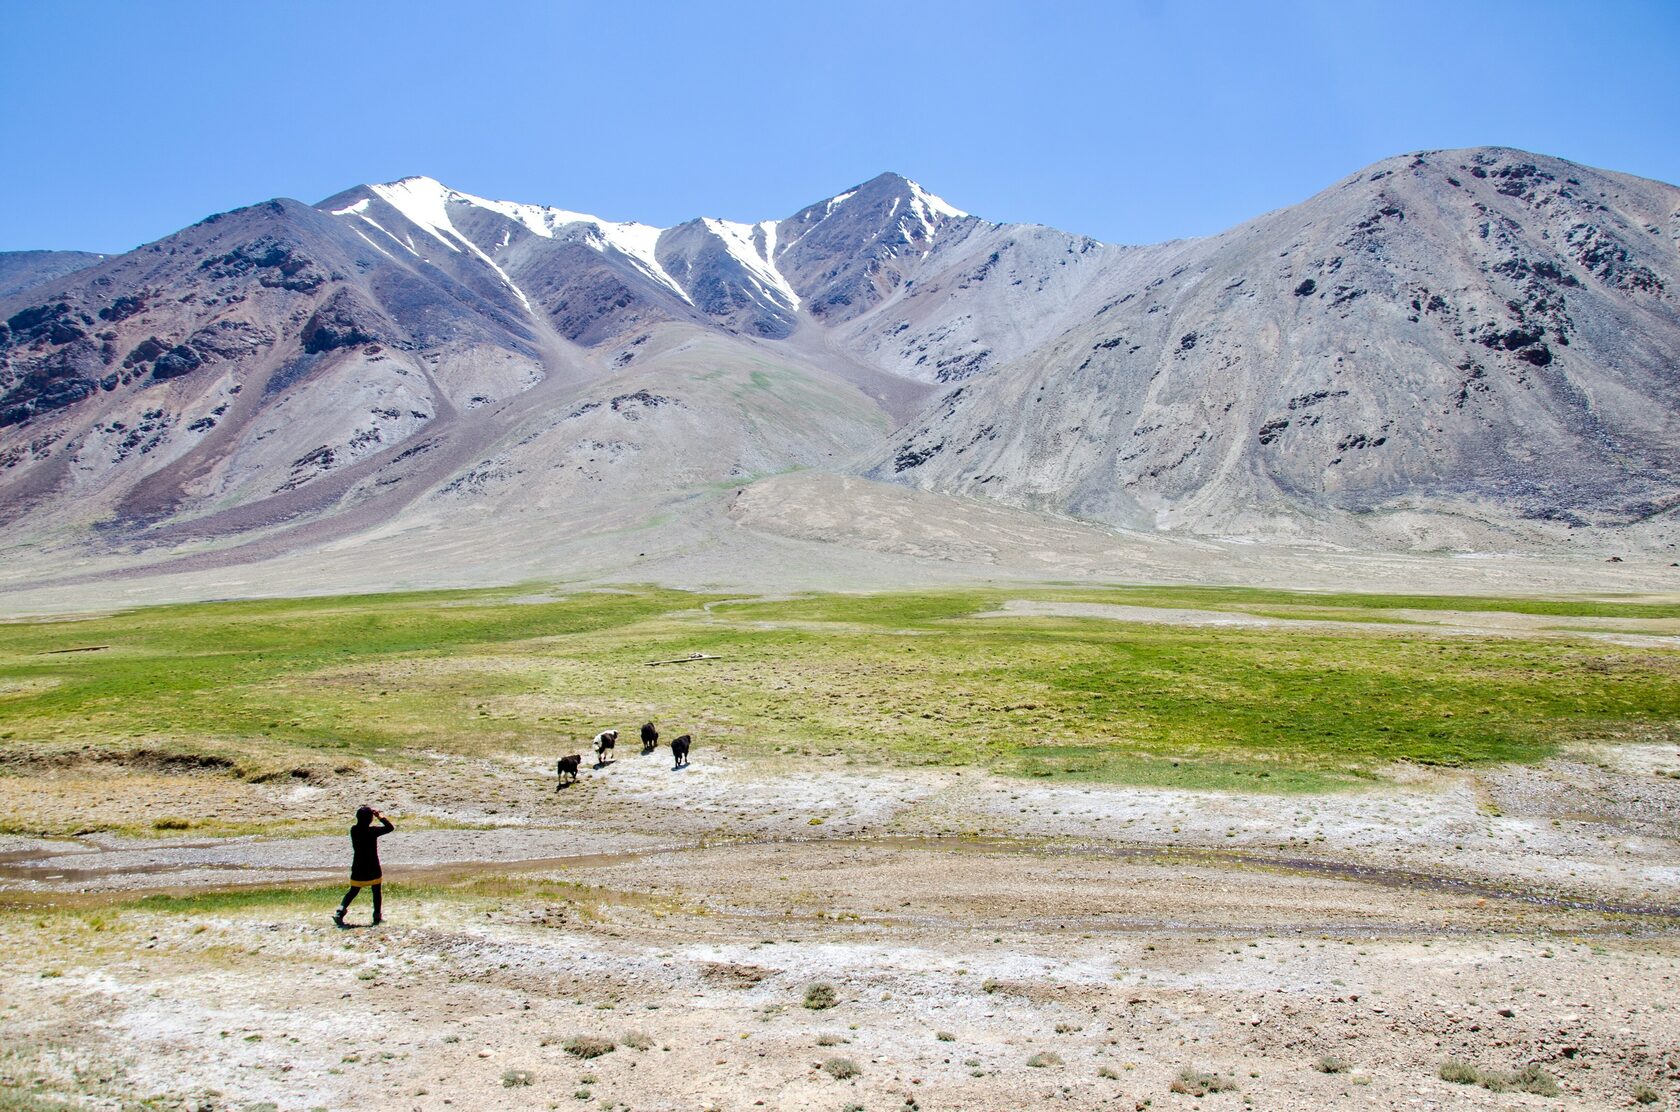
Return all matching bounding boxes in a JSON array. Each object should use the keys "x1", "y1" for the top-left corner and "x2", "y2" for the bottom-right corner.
[
  {"x1": 336, "y1": 885, "x2": 357, "y2": 927},
  {"x1": 370, "y1": 884, "x2": 383, "y2": 925}
]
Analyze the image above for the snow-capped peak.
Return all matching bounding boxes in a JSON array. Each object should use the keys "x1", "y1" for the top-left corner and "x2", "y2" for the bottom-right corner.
[
  {"x1": 336, "y1": 176, "x2": 692, "y2": 305},
  {"x1": 327, "y1": 173, "x2": 977, "y2": 318}
]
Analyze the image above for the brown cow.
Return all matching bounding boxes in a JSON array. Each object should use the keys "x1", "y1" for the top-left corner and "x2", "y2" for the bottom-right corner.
[
  {"x1": 556, "y1": 754, "x2": 582, "y2": 789},
  {"x1": 670, "y1": 733, "x2": 691, "y2": 769},
  {"x1": 640, "y1": 721, "x2": 659, "y2": 753}
]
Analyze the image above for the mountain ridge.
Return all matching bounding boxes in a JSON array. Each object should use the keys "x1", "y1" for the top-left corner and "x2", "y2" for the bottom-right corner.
[{"x1": 2, "y1": 146, "x2": 1675, "y2": 601}]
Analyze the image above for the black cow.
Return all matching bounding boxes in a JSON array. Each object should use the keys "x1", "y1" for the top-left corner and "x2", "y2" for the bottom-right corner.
[
  {"x1": 556, "y1": 753, "x2": 582, "y2": 789},
  {"x1": 593, "y1": 729, "x2": 618, "y2": 767},
  {"x1": 640, "y1": 721, "x2": 659, "y2": 754},
  {"x1": 670, "y1": 733, "x2": 691, "y2": 769}
]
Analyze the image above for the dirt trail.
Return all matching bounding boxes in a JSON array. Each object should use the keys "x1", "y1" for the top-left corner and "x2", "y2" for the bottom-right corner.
[{"x1": 5, "y1": 832, "x2": 1680, "y2": 930}]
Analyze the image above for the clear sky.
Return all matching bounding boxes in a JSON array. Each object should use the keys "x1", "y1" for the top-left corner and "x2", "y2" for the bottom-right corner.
[{"x1": 3, "y1": 0, "x2": 1677, "y2": 254}]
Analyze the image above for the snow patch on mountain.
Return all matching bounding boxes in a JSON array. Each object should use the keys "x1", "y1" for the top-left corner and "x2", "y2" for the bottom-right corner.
[
  {"x1": 701, "y1": 218, "x2": 801, "y2": 309},
  {"x1": 366, "y1": 177, "x2": 465, "y2": 254},
  {"x1": 455, "y1": 194, "x2": 691, "y2": 304},
  {"x1": 340, "y1": 177, "x2": 690, "y2": 309},
  {"x1": 359, "y1": 179, "x2": 536, "y2": 311},
  {"x1": 908, "y1": 180, "x2": 968, "y2": 220}
]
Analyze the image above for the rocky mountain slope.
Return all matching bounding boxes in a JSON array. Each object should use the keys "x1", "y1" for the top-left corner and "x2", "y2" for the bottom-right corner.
[
  {"x1": 0, "y1": 250, "x2": 105, "y2": 300},
  {"x1": 1, "y1": 148, "x2": 1675, "y2": 597},
  {"x1": 873, "y1": 149, "x2": 1680, "y2": 548}
]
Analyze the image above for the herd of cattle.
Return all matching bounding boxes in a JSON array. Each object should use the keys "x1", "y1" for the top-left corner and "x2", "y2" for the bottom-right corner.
[{"x1": 556, "y1": 721, "x2": 691, "y2": 788}]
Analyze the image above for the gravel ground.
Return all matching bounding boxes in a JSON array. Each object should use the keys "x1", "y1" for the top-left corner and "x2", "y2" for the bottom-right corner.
[{"x1": 2, "y1": 743, "x2": 1678, "y2": 1109}]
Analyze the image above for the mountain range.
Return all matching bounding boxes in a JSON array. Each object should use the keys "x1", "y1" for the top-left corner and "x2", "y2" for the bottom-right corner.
[{"x1": 1, "y1": 147, "x2": 1676, "y2": 602}]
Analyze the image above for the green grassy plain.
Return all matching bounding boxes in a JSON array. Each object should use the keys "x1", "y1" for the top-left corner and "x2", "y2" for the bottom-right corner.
[{"x1": 0, "y1": 585, "x2": 1675, "y2": 793}]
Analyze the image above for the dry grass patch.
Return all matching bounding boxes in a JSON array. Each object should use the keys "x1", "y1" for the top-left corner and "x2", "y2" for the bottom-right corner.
[
  {"x1": 1439, "y1": 1059, "x2": 1558, "y2": 1096},
  {"x1": 561, "y1": 1037, "x2": 615, "y2": 1060},
  {"x1": 1172, "y1": 1068, "x2": 1238, "y2": 1095}
]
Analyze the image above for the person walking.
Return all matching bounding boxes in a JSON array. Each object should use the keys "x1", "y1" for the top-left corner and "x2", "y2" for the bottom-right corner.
[{"x1": 334, "y1": 805, "x2": 394, "y2": 927}]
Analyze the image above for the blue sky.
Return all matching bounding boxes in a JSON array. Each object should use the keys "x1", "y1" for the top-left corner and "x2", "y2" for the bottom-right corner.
[{"x1": 3, "y1": 0, "x2": 1677, "y2": 253}]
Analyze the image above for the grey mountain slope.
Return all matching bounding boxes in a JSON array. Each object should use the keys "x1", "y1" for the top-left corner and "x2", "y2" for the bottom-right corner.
[
  {"x1": 873, "y1": 148, "x2": 1680, "y2": 545},
  {"x1": 0, "y1": 250, "x2": 106, "y2": 301},
  {"x1": 657, "y1": 218, "x2": 797, "y2": 339},
  {"x1": 1, "y1": 147, "x2": 1676, "y2": 601},
  {"x1": 826, "y1": 224, "x2": 1176, "y2": 386},
  {"x1": 773, "y1": 171, "x2": 972, "y2": 322}
]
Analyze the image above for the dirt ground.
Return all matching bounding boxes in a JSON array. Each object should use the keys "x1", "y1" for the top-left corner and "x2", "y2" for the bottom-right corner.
[
  {"x1": 2, "y1": 739, "x2": 1679, "y2": 1111},
  {"x1": 6, "y1": 470, "x2": 1680, "y2": 619}
]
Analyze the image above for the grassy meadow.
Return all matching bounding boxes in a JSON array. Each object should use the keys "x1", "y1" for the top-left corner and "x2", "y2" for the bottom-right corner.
[{"x1": 0, "y1": 584, "x2": 1676, "y2": 795}]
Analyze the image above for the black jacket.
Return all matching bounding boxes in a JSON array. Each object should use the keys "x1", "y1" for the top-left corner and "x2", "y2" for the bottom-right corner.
[{"x1": 349, "y1": 817, "x2": 394, "y2": 882}]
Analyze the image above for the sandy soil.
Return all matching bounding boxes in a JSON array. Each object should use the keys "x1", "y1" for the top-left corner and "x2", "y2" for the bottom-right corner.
[
  {"x1": 4, "y1": 473, "x2": 1679, "y2": 618},
  {"x1": 3, "y1": 741, "x2": 1678, "y2": 1110}
]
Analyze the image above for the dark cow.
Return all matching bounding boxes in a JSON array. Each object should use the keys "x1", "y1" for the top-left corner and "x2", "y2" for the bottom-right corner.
[
  {"x1": 555, "y1": 753, "x2": 582, "y2": 789},
  {"x1": 593, "y1": 729, "x2": 618, "y2": 767},
  {"x1": 670, "y1": 733, "x2": 691, "y2": 769},
  {"x1": 640, "y1": 721, "x2": 659, "y2": 754}
]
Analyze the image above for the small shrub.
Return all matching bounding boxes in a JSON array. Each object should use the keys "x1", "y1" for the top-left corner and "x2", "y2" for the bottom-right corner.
[
  {"x1": 1098, "y1": 1065, "x2": 1120, "y2": 1079},
  {"x1": 1171, "y1": 1068, "x2": 1237, "y2": 1096},
  {"x1": 1054, "y1": 1023, "x2": 1081, "y2": 1034},
  {"x1": 981, "y1": 978, "x2": 1001, "y2": 993},
  {"x1": 1439, "y1": 1060, "x2": 1557, "y2": 1096},
  {"x1": 1633, "y1": 1083, "x2": 1661, "y2": 1104},
  {"x1": 803, "y1": 982, "x2": 837, "y2": 1010},
  {"x1": 1439, "y1": 1060, "x2": 1481, "y2": 1085},
  {"x1": 1504, "y1": 1064, "x2": 1559, "y2": 1097},
  {"x1": 501, "y1": 1068, "x2": 534, "y2": 1087},
  {"x1": 622, "y1": 1031, "x2": 653, "y2": 1050},
  {"x1": 816, "y1": 1033, "x2": 846, "y2": 1046},
  {"x1": 936, "y1": 1030, "x2": 955, "y2": 1042},
  {"x1": 1027, "y1": 1051, "x2": 1063, "y2": 1068},
  {"x1": 822, "y1": 1056, "x2": 861, "y2": 1080},
  {"x1": 563, "y1": 1037, "x2": 615, "y2": 1059},
  {"x1": 1316, "y1": 1055, "x2": 1351, "y2": 1074},
  {"x1": 153, "y1": 817, "x2": 191, "y2": 830}
]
